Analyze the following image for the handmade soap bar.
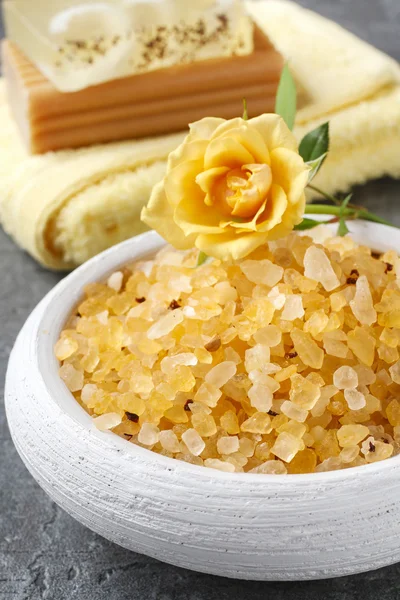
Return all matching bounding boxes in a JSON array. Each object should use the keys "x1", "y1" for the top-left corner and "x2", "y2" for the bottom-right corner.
[
  {"x1": 4, "y1": 0, "x2": 254, "y2": 92},
  {"x1": 2, "y1": 26, "x2": 283, "y2": 154}
]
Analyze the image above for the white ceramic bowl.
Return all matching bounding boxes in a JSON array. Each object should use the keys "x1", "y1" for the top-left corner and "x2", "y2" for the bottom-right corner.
[{"x1": 5, "y1": 219, "x2": 400, "y2": 581}]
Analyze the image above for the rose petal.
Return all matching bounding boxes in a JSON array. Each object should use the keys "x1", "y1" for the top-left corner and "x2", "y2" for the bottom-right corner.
[
  {"x1": 249, "y1": 114, "x2": 298, "y2": 152},
  {"x1": 257, "y1": 183, "x2": 288, "y2": 232},
  {"x1": 187, "y1": 117, "x2": 226, "y2": 142},
  {"x1": 209, "y1": 117, "x2": 245, "y2": 141},
  {"x1": 196, "y1": 166, "x2": 230, "y2": 195},
  {"x1": 164, "y1": 159, "x2": 205, "y2": 207},
  {"x1": 218, "y1": 125, "x2": 270, "y2": 165},
  {"x1": 167, "y1": 139, "x2": 208, "y2": 170},
  {"x1": 221, "y1": 199, "x2": 268, "y2": 232},
  {"x1": 141, "y1": 181, "x2": 195, "y2": 250},
  {"x1": 174, "y1": 197, "x2": 223, "y2": 236},
  {"x1": 195, "y1": 230, "x2": 269, "y2": 261},
  {"x1": 270, "y1": 147, "x2": 309, "y2": 206},
  {"x1": 204, "y1": 137, "x2": 254, "y2": 170}
]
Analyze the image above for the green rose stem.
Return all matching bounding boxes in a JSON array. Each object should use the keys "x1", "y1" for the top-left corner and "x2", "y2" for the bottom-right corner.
[{"x1": 304, "y1": 204, "x2": 394, "y2": 227}]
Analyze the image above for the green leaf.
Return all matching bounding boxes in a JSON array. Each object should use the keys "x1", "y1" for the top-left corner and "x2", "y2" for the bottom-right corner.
[
  {"x1": 306, "y1": 152, "x2": 328, "y2": 183},
  {"x1": 242, "y1": 98, "x2": 248, "y2": 121},
  {"x1": 299, "y1": 122, "x2": 330, "y2": 163},
  {"x1": 275, "y1": 64, "x2": 297, "y2": 131},
  {"x1": 197, "y1": 251, "x2": 208, "y2": 266},
  {"x1": 337, "y1": 194, "x2": 352, "y2": 237},
  {"x1": 294, "y1": 217, "x2": 328, "y2": 231}
]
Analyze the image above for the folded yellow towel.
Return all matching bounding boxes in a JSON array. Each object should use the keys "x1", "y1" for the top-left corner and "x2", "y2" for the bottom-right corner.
[
  {"x1": 247, "y1": 0, "x2": 400, "y2": 195},
  {"x1": 1, "y1": 0, "x2": 400, "y2": 269}
]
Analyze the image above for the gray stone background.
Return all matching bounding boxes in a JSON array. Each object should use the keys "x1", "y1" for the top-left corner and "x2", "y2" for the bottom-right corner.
[{"x1": 1, "y1": 1, "x2": 400, "y2": 599}]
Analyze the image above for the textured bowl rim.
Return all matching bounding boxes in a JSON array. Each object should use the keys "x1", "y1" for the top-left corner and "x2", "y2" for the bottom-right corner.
[{"x1": 34, "y1": 217, "x2": 400, "y2": 484}]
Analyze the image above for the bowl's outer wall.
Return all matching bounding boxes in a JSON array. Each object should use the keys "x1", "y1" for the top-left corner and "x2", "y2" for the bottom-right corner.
[{"x1": 5, "y1": 225, "x2": 400, "y2": 580}]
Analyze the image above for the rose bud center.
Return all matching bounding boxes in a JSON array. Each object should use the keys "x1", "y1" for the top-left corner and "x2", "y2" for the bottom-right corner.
[{"x1": 213, "y1": 163, "x2": 272, "y2": 218}]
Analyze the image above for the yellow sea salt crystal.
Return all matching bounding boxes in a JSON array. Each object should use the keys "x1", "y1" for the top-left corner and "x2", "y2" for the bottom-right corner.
[
  {"x1": 194, "y1": 382, "x2": 222, "y2": 408},
  {"x1": 253, "y1": 324, "x2": 282, "y2": 347},
  {"x1": 255, "y1": 440, "x2": 273, "y2": 461},
  {"x1": 220, "y1": 410, "x2": 240, "y2": 435},
  {"x1": 250, "y1": 460, "x2": 287, "y2": 474},
  {"x1": 290, "y1": 328, "x2": 324, "y2": 369},
  {"x1": 378, "y1": 343, "x2": 399, "y2": 364},
  {"x1": 117, "y1": 392, "x2": 146, "y2": 415},
  {"x1": 339, "y1": 445, "x2": 360, "y2": 464},
  {"x1": 244, "y1": 344, "x2": 271, "y2": 372},
  {"x1": 267, "y1": 286, "x2": 286, "y2": 310},
  {"x1": 241, "y1": 413, "x2": 272, "y2": 434},
  {"x1": 205, "y1": 361, "x2": 237, "y2": 388},
  {"x1": 168, "y1": 366, "x2": 196, "y2": 393},
  {"x1": 277, "y1": 420, "x2": 307, "y2": 439},
  {"x1": 147, "y1": 309, "x2": 184, "y2": 339},
  {"x1": 275, "y1": 364, "x2": 297, "y2": 383},
  {"x1": 303, "y1": 246, "x2": 340, "y2": 291},
  {"x1": 314, "y1": 430, "x2": 341, "y2": 460},
  {"x1": 344, "y1": 389, "x2": 366, "y2": 410},
  {"x1": 164, "y1": 405, "x2": 189, "y2": 424},
  {"x1": 238, "y1": 438, "x2": 257, "y2": 459},
  {"x1": 380, "y1": 328, "x2": 399, "y2": 348},
  {"x1": 59, "y1": 363, "x2": 84, "y2": 392},
  {"x1": 287, "y1": 448, "x2": 317, "y2": 474},
  {"x1": 330, "y1": 291, "x2": 347, "y2": 312},
  {"x1": 93, "y1": 412, "x2": 122, "y2": 431},
  {"x1": 240, "y1": 259, "x2": 283, "y2": 287},
  {"x1": 182, "y1": 429, "x2": 206, "y2": 456},
  {"x1": 337, "y1": 424, "x2": 369, "y2": 447},
  {"x1": 364, "y1": 394, "x2": 381, "y2": 414},
  {"x1": 138, "y1": 423, "x2": 160, "y2": 445},
  {"x1": 248, "y1": 383, "x2": 273, "y2": 413},
  {"x1": 54, "y1": 336, "x2": 79, "y2": 361},
  {"x1": 323, "y1": 331, "x2": 349, "y2": 359},
  {"x1": 281, "y1": 401, "x2": 308, "y2": 423},
  {"x1": 191, "y1": 413, "x2": 217, "y2": 437},
  {"x1": 289, "y1": 374, "x2": 321, "y2": 409},
  {"x1": 349, "y1": 275, "x2": 377, "y2": 325},
  {"x1": 386, "y1": 399, "x2": 400, "y2": 426},
  {"x1": 159, "y1": 430, "x2": 181, "y2": 453},
  {"x1": 217, "y1": 436, "x2": 240, "y2": 455},
  {"x1": 281, "y1": 295, "x2": 304, "y2": 321},
  {"x1": 243, "y1": 298, "x2": 275, "y2": 327},
  {"x1": 363, "y1": 440, "x2": 394, "y2": 463},
  {"x1": 347, "y1": 327, "x2": 376, "y2": 366},
  {"x1": 271, "y1": 432, "x2": 303, "y2": 463},
  {"x1": 389, "y1": 360, "x2": 400, "y2": 384},
  {"x1": 333, "y1": 366, "x2": 358, "y2": 390},
  {"x1": 204, "y1": 459, "x2": 235, "y2": 473},
  {"x1": 304, "y1": 310, "x2": 329, "y2": 338}
]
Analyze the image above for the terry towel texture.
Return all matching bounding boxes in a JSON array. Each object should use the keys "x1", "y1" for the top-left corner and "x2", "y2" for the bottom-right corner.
[{"x1": 1, "y1": 0, "x2": 400, "y2": 269}]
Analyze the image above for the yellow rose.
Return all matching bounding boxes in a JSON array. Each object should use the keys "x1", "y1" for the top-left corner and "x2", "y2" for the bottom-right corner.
[{"x1": 141, "y1": 115, "x2": 309, "y2": 261}]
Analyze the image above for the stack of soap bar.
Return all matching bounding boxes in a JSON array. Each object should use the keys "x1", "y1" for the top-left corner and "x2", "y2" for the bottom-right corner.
[
  {"x1": 4, "y1": 0, "x2": 254, "y2": 92},
  {"x1": 2, "y1": 26, "x2": 283, "y2": 154}
]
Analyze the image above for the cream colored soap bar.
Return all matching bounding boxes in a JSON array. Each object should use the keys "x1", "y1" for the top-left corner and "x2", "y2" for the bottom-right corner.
[
  {"x1": 2, "y1": 26, "x2": 283, "y2": 154},
  {"x1": 4, "y1": 0, "x2": 254, "y2": 92}
]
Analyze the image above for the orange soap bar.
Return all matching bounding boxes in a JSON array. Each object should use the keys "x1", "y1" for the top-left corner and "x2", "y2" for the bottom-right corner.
[{"x1": 2, "y1": 26, "x2": 283, "y2": 154}]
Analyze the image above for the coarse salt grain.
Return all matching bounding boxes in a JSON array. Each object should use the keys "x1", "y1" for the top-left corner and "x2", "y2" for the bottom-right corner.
[
  {"x1": 217, "y1": 436, "x2": 240, "y2": 455},
  {"x1": 147, "y1": 309, "x2": 184, "y2": 339},
  {"x1": 240, "y1": 259, "x2": 283, "y2": 287},
  {"x1": 107, "y1": 271, "x2": 124, "y2": 292},
  {"x1": 344, "y1": 388, "x2": 366, "y2": 410},
  {"x1": 205, "y1": 361, "x2": 237, "y2": 388},
  {"x1": 333, "y1": 366, "x2": 358, "y2": 390},
  {"x1": 138, "y1": 423, "x2": 160, "y2": 445},
  {"x1": 182, "y1": 429, "x2": 206, "y2": 456},
  {"x1": 281, "y1": 295, "x2": 304, "y2": 321},
  {"x1": 304, "y1": 246, "x2": 340, "y2": 291},
  {"x1": 93, "y1": 412, "x2": 122, "y2": 431}
]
